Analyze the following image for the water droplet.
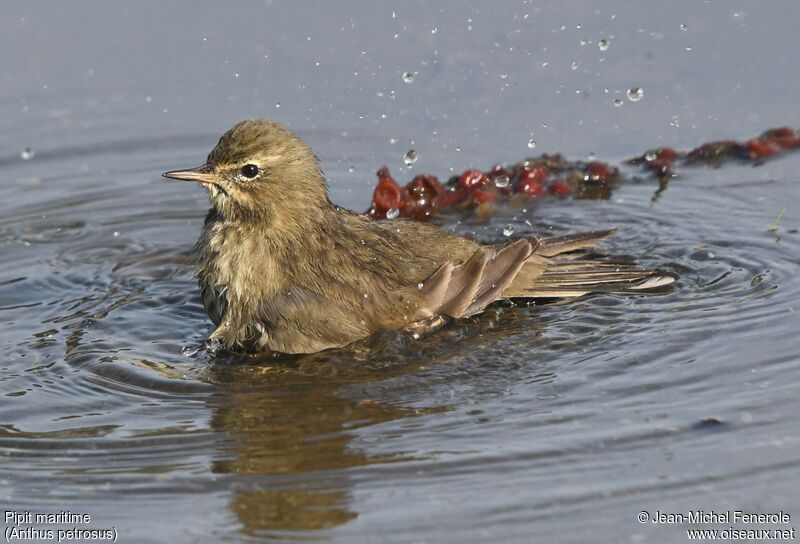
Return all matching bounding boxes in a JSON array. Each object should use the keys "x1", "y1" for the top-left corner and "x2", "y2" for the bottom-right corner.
[
  {"x1": 527, "y1": 138, "x2": 537, "y2": 149},
  {"x1": 389, "y1": 136, "x2": 398, "y2": 144},
  {"x1": 613, "y1": 97, "x2": 624, "y2": 107},
  {"x1": 20, "y1": 148, "x2": 34, "y2": 160},
  {"x1": 645, "y1": 151, "x2": 658, "y2": 161},
  {"x1": 680, "y1": 23, "x2": 688, "y2": 31},
  {"x1": 275, "y1": 102, "x2": 281, "y2": 108},
  {"x1": 503, "y1": 225, "x2": 515, "y2": 237},
  {"x1": 571, "y1": 61, "x2": 579, "y2": 70},
  {"x1": 404, "y1": 149, "x2": 418, "y2": 166},
  {"x1": 494, "y1": 175, "x2": 510, "y2": 188},
  {"x1": 402, "y1": 71, "x2": 414, "y2": 83},
  {"x1": 580, "y1": 38, "x2": 589, "y2": 46},
  {"x1": 417, "y1": 282, "x2": 424, "y2": 289},
  {"x1": 588, "y1": 152, "x2": 597, "y2": 160},
  {"x1": 598, "y1": 39, "x2": 609, "y2": 51},
  {"x1": 431, "y1": 27, "x2": 438, "y2": 34},
  {"x1": 500, "y1": 73, "x2": 508, "y2": 80},
  {"x1": 386, "y1": 208, "x2": 400, "y2": 219},
  {"x1": 348, "y1": 166, "x2": 355, "y2": 173},
  {"x1": 627, "y1": 87, "x2": 644, "y2": 102},
  {"x1": 182, "y1": 345, "x2": 200, "y2": 357}
]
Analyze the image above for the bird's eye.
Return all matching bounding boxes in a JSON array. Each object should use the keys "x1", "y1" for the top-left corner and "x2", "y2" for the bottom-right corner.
[{"x1": 240, "y1": 164, "x2": 259, "y2": 178}]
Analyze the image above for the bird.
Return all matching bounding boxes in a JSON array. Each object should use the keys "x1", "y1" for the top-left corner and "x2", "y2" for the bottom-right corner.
[{"x1": 163, "y1": 119, "x2": 675, "y2": 354}]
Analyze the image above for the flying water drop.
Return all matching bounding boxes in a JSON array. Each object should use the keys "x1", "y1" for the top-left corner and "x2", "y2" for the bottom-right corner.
[
  {"x1": 627, "y1": 87, "x2": 644, "y2": 101},
  {"x1": 494, "y1": 175, "x2": 510, "y2": 188}
]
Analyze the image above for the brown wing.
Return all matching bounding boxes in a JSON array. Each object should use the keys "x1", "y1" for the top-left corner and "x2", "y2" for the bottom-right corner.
[
  {"x1": 405, "y1": 229, "x2": 674, "y2": 324},
  {"x1": 410, "y1": 238, "x2": 533, "y2": 319}
]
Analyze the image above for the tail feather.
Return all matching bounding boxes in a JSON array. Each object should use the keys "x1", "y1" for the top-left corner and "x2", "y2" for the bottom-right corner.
[
  {"x1": 531, "y1": 229, "x2": 615, "y2": 256},
  {"x1": 505, "y1": 231, "x2": 675, "y2": 298},
  {"x1": 520, "y1": 260, "x2": 675, "y2": 297}
]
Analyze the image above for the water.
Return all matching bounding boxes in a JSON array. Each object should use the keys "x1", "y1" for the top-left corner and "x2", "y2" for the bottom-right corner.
[{"x1": 2, "y1": 2, "x2": 800, "y2": 543}]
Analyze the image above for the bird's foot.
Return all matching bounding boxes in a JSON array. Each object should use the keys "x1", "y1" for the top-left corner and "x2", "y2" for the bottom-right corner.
[
  {"x1": 181, "y1": 336, "x2": 223, "y2": 358},
  {"x1": 404, "y1": 315, "x2": 448, "y2": 339}
]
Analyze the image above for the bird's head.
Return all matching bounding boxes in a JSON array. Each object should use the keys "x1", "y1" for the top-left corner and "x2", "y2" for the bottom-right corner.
[{"x1": 164, "y1": 119, "x2": 330, "y2": 225}]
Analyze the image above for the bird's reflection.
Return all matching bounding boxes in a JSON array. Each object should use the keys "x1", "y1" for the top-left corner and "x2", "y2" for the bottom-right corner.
[
  {"x1": 203, "y1": 304, "x2": 549, "y2": 539},
  {"x1": 208, "y1": 387, "x2": 425, "y2": 534}
]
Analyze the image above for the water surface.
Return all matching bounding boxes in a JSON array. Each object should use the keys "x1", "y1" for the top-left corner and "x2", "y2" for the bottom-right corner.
[{"x1": 2, "y1": 2, "x2": 799, "y2": 543}]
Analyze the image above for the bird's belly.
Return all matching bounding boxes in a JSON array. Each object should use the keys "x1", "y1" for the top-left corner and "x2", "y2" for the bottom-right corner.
[{"x1": 197, "y1": 231, "x2": 283, "y2": 350}]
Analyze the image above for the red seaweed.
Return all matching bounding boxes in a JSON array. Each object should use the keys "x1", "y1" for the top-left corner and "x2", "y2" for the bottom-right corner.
[{"x1": 365, "y1": 126, "x2": 800, "y2": 219}]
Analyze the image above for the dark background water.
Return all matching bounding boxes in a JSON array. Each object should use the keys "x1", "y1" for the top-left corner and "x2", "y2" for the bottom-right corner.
[{"x1": 1, "y1": 2, "x2": 799, "y2": 543}]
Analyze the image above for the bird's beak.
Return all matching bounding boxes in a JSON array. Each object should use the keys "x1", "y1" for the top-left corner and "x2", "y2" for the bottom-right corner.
[{"x1": 162, "y1": 164, "x2": 220, "y2": 184}]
